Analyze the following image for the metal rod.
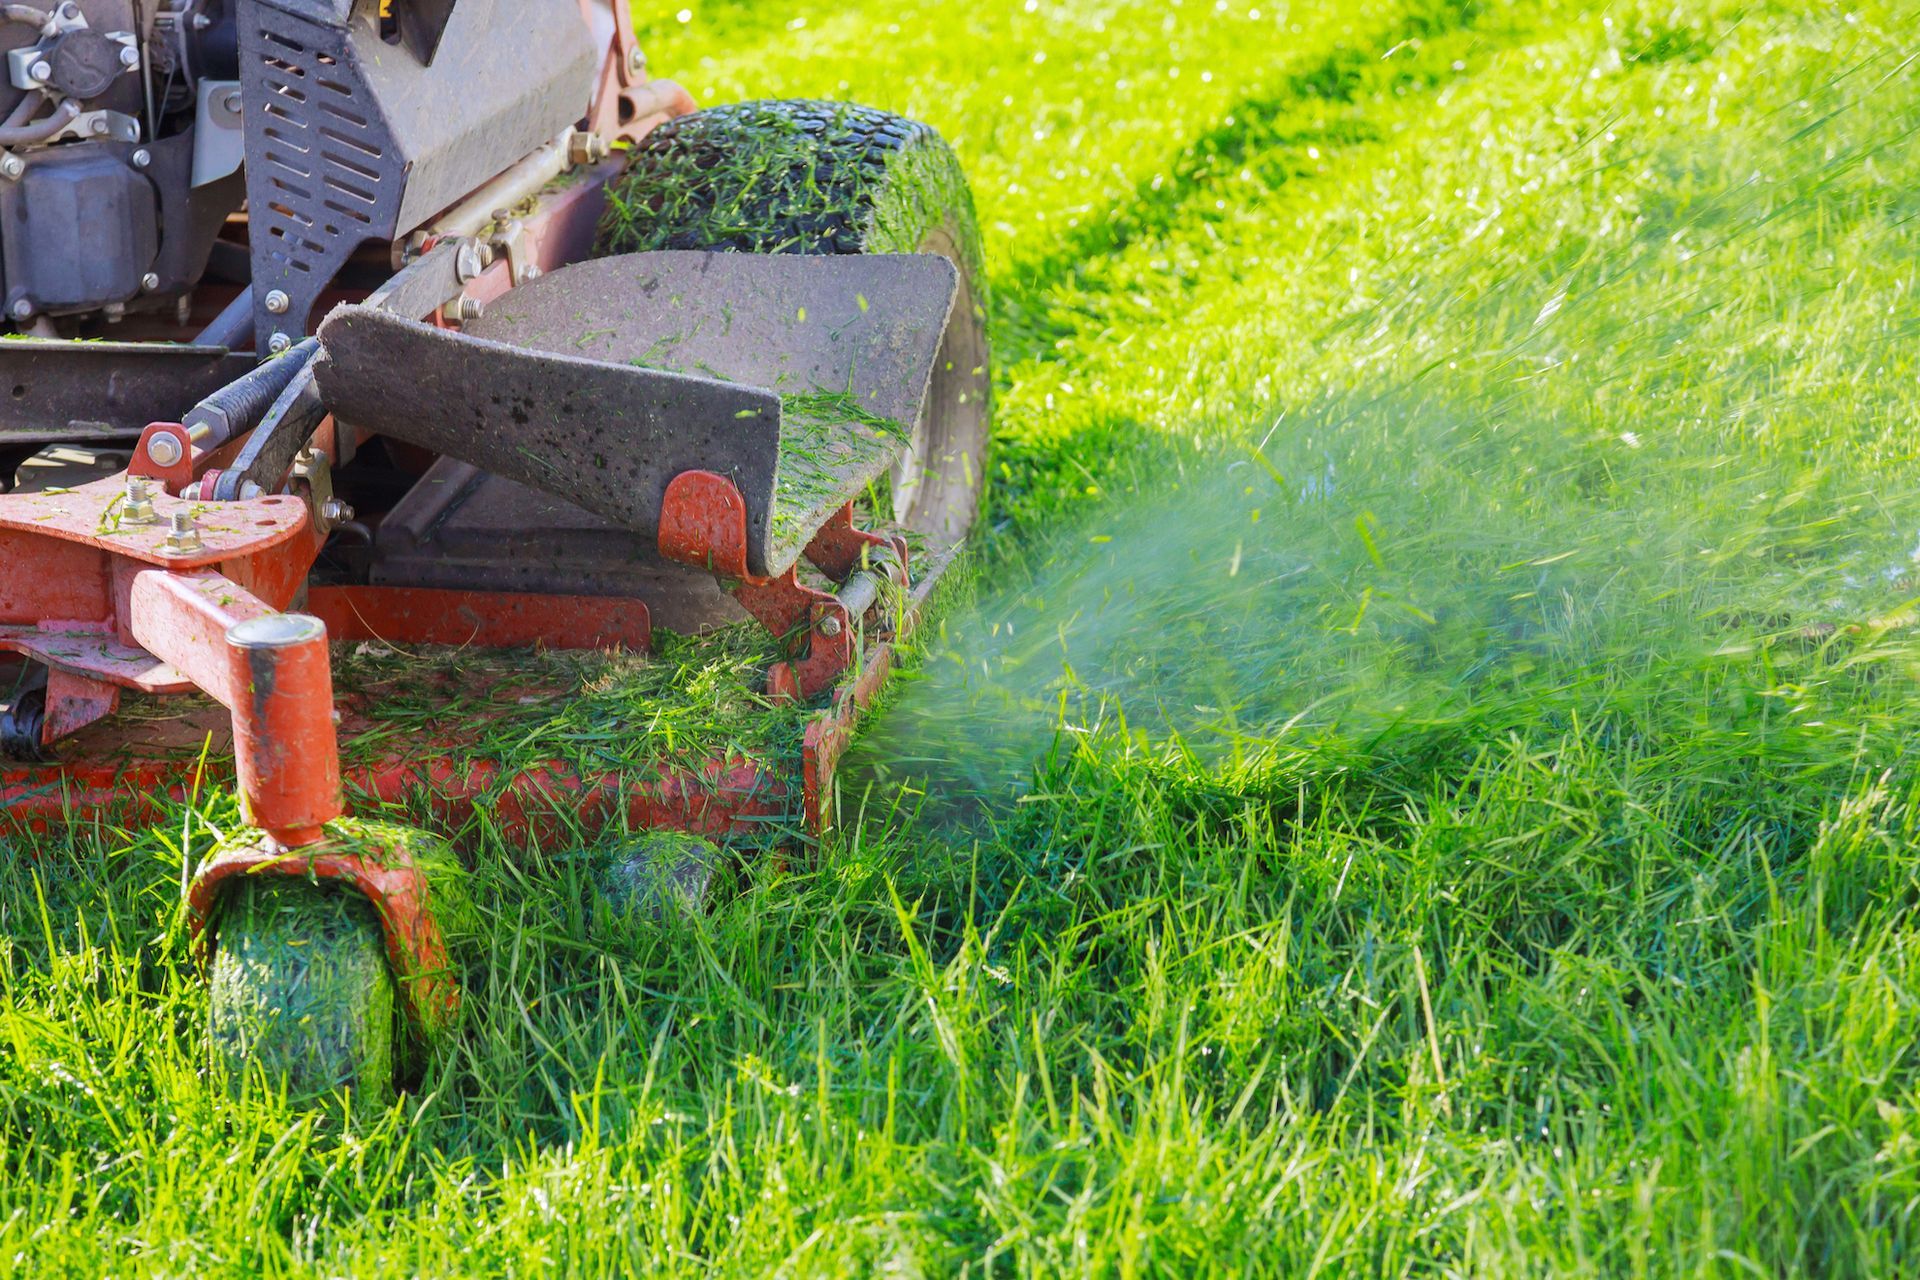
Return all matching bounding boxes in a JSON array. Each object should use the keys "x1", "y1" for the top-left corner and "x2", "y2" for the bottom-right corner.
[{"x1": 192, "y1": 286, "x2": 254, "y2": 350}]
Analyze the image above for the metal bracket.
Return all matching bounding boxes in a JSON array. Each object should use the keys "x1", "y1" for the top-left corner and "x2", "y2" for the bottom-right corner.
[
  {"x1": 658, "y1": 472, "x2": 908, "y2": 701},
  {"x1": 44, "y1": 107, "x2": 140, "y2": 144},
  {"x1": 289, "y1": 446, "x2": 351, "y2": 534}
]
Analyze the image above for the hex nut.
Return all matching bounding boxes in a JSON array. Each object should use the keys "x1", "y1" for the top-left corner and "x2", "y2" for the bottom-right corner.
[
  {"x1": 568, "y1": 130, "x2": 610, "y2": 167},
  {"x1": 10, "y1": 298, "x2": 32, "y2": 320},
  {"x1": 131, "y1": 148, "x2": 150, "y2": 168},
  {"x1": 162, "y1": 510, "x2": 202, "y2": 556},
  {"x1": 122, "y1": 476, "x2": 156, "y2": 525},
  {"x1": 145, "y1": 432, "x2": 184, "y2": 467},
  {"x1": 264, "y1": 289, "x2": 290, "y2": 314},
  {"x1": 267, "y1": 332, "x2": 292, "y2": 354}
]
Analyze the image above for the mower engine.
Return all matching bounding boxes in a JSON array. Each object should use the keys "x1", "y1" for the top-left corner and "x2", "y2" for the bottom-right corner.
[{"x1": 0, "y1": 0, "x2": 240, "y2": 325}]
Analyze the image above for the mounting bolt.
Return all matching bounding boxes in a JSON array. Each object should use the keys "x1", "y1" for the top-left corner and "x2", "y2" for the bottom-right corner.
[
  {"x1": 522, "y1": 266, "x2": 543, "y2": 281},
  {"x1": 0, "y1": 154, "x2": 23, "y2": 180},
  {"x1": 122, "y1": 476, "x2": 156, "y2": 525},
  {"x1": 89, "y1": 117, "x2": 107, "y2": 135},
  {"x1": 162, "y1": 510, "x2": 202, "y2": 556},
  {"x1": 219, "y1": 88, "x2": 242, "y2": 116},
  {"x1": 131, "y1": 148, "x2": 150, "y2": 168},
  {"x1": 145, "y1": 432, "x2": 184, "y2": 467},
  {"x1": 263, "y1": 289, "x2": 290, "y2": 314},
  {"x1": 118, "y1": 45, "x2": 140, "y2": 69},
  {"x1": 817, "y1": 613, "x2": 844, "y2": 638},
  {"x1": 28, "y1": 60, "x2": 50, "y2": 83},
  {"x1": 10, "y1": 298, "x2": 32, "y2": 320},
  {"x1": 442, "y1": 295, "x2": 483, "y2": 323},
  {"x1": 267, "y1": 332, "x2": 292, "y2": 355},
  {"x1": 140, "y1": 272, "x2": 160, "y2": 292},
  {"x1": 568, "y1": 130, "x2": 610, "y2": 167},
  {"x1": 453, "y1": 240, "x2": 493, "y2": 282},
  {"x1": 628, "y1": 47, "x2": 647, "y2": 76},
  {"x1": 320, "y1": 498, "x2": 354, "y2": 524}
]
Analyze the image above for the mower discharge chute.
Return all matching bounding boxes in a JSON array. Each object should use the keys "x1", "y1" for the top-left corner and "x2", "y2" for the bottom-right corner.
[{"x1": 0, "y1": 1, "x2": 989, "y2": 1110}]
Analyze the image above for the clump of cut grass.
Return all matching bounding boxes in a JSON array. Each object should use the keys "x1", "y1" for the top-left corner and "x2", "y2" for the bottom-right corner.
[{"x1": 332, "y1": 626, "x2": 807, "y2": 786}]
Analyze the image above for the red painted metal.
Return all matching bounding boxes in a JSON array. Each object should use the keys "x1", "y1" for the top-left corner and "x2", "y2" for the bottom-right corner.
[
  {"x1": 577, "y1": 0, "x2": 694, "y2": 145},
  {"x1": 1, "y1": 738, "x2": 798, "y2": 845},
  {"x1": 798, "y1": 552, "x2": 948, "y2": 829},
  {"x1": 0, "y1": 625, "x2": 185, "y2": 692},
  {"x1": 124, "y1": 568, "x2": 276, "y2": 706},
  {"x1": 454, "y1": 165, "x2": 635, "y2": 312},
  {"x1": 657, "y1": 470, "x2": 754, "y2": 578},
  {"x1": 126, "y1": 571, "x2": 342, "y2": 845},
  {"x1": 223, "y1": 615, "x2": 343, "y2": 847},
  {"x1": 40, "y1": 668, "x2": 120, "y2": 745},
  {"x1": 0, "y1": 549, "x2": 954, "y2": 843},
  {"x1": 128, "y1": 423, "x2": 194, "y2": 493},
  {"x1": 657, "y1": 472, "x2": 912, "y2": 701},
  {"x1": 805, "y1": 503, "x2": 909, "y2": 582},
  {"x1": 186, "y1": 836, "x2": 460, "y2": 1040},
  {"x1": 0, "y1": 475, "x2": 309, "y2": 573},
  {"x1": 307, "y1": 585, "x2": 651, "y2": 651},
  {"x1": 0, "y1": 537, "x2": 108, "y2": 624},
  {"x1": 0, "y1": 480, "x2": 322, "y2": 705}
]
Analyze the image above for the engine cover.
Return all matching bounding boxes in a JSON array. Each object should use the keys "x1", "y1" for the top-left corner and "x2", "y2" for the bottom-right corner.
[{"x1": 0, "y1": 146, "x2": 156, "y2": 316}]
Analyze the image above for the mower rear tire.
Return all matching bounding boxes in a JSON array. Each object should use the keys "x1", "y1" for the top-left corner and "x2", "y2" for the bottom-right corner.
[
  {"x1": 208, "y1": 878, "x2": 399, "y2": 1115},
  {"x1": 600, "y1": 99, "x2": 992, "y2": 547}
]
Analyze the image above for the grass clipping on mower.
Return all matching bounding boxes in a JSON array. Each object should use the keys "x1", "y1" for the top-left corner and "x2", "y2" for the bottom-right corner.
[{"x1": 596, "y1": 100, "x2": 978, "y2": 268}]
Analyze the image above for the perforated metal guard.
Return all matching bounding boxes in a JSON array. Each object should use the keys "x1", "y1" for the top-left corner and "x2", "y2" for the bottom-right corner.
[{"x1": 238, "y1": 5, "x2": 404, "y2": 352}]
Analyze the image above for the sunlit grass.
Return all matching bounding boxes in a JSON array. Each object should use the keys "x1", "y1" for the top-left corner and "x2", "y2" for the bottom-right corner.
[{"x1": 4, "y1": 0, "x2": 1920, "y2": 1274}]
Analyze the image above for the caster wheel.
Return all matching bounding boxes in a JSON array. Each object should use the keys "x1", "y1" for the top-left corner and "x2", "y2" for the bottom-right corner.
[
  {"x1": 597, "y1": 831, "x2": 722, "y2": 925},
  {"x1": 209, "y1": 878, "x2": 401, "y2": 1114}
]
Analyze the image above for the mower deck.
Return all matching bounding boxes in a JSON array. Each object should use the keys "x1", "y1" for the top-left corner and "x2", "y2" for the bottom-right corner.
[{"x1": 0, "y1": 549, "x2": 943, "y2": 846}]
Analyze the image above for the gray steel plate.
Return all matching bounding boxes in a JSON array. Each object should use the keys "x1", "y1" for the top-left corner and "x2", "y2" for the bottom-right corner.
[
  {"x1": 0, "y1": 340, "x2": 256, "y2": 446},
  {"x1": 317, "y1": 250, "x2": 958, "y2": 577}
]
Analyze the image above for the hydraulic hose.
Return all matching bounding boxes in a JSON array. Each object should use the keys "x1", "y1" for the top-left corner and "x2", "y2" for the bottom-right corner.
[{"x1": 0, "y1": 97, "x2": 78, "y2": 147}]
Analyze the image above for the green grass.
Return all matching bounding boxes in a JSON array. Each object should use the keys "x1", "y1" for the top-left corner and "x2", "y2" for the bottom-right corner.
[{"x1": 5, "y1": 0, "x2": 1920, "y2": 1273}]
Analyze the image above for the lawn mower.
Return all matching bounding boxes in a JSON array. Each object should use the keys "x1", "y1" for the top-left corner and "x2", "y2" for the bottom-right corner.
[{"x1": 0, "y1": 0, "x2": 990, "y2": 1108}]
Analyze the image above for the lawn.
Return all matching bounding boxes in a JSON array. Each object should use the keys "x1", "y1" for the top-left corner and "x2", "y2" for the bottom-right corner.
[{"x1": 4, "y1": 0, "x2": 1920, "y2": 1273}]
